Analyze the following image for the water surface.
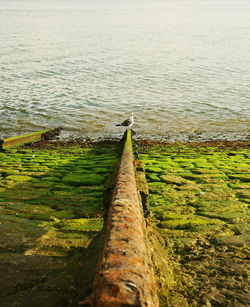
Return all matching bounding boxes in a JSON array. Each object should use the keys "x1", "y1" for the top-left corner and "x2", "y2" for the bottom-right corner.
[{"x1": 1, "y1": 0, "x2": 250, "y2": 140}]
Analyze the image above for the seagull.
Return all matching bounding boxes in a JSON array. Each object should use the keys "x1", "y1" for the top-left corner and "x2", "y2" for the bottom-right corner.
[{"x1": 115, "y1": 113, "x2": 134, "y2": 129}]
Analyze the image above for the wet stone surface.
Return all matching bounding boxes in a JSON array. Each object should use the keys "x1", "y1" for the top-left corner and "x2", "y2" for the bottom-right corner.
[
  {"x1": 0, "y1": 143, "x2": 119, "y2": 306},
  {"x1": 136, "y1": 142, "x2": 250, "y2": 306}
]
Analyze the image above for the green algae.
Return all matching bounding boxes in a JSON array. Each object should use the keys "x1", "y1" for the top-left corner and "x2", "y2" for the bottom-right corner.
[
  {"x1": 160, "y1": 174, "x2": 189, "y2": 185},
  {"x1": 0, "y1": 142, "x2": 119, "y2": 306},
  {"x1": 62, "y1": 172, "x2": 105, "y2": 186},
  {"x1": 196, "y1": 200, "x2": 248, "y2": 221},
  {"x1": 216, "y1": 234, "x2": 249, "y2": 246},
  {"x1": 135, "y1": 160, "x2": 150, "y2": 212},
  {"x1": 59, "y1": 218, "x2": 103, "y2": 232},
  {"x1": 236, "y1": 189, "x2": 250, "y2": 203},
  {"x1": 146, "y1": 173, "x2": 160, "y2": 182},
  {"x1": 159, "y1": 215, "x2": 223, "y2": 230},
  {"x1": 147, "y1": 226, "x2": 175, "y2": 306},
  {"x1": 0, "y1": 182, "x2": 50, "y2": 200},
  {"x1": 137, "y1": 142, "x2": 250, "y2": 306},
  {"x1": 146, "y1": 166, "x2": 165, "y2": 173},
  {"x1": 1, "y1": 138, "x2": 249, "y2": 305},
  {"x1": 229, "y1": 173, "x2": 250, "y2": 182}
]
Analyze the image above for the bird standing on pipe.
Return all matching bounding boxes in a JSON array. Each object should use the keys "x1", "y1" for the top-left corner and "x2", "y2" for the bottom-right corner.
[{"x1": 115, "y1": 113, "x2": 134, "y2": 129}]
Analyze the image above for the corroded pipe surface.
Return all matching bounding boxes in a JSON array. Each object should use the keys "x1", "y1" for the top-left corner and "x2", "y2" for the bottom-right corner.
[{"x1": 91, "y1": 129, "x2": 159, "y2": 307}]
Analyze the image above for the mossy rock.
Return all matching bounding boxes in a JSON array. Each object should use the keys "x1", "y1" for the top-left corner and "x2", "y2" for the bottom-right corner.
[
  {"x1": 159, "y1": 215, "x2": 222, "y2": 230},
  {"x1": 236, "y1": 190, "x2": 250, "y2": 200},
  {"x1": 19, "y1": 171, "x2": 45, "y2": 178},
  {"x1": 59, "y1": 218, "x2": 103, "y2": 232},
  {"x1": 40, "y1": 175, "x2": 62, "y2": 183},
  {"x1": 162, "y1": 188, "x2": 197, "y2": 206},
  {"x1": 196, "y1": 200, "x2": 248, "y2": 221},
  {"x1": 0, "y1": 214, "x2": 50, "y2": 252},
  {"x1": 192, "y1": 168, "x2": 221, "y2": 175},
  {"x1": 234, "y1": 167, "x2": 250, "y2": 173},
  {"x1": 175, "y1": 182, "x2": 201, "y2": 193},
  {"x1": 6, "y1": 175, "x2": 33, "y2": 183},
  {"x1": 51, "y1": 191, "x2": 98, "y2": 202},
  {"x1": 230, "y1": 223, "x2": 250, "y2": 235},
  {"x1": 216, "y1": 235, "x2": 249, "y2": 246},
  {"x1": 0, "y1": 166, "x2": 21, "y2": 174},
  {"x1": 146, "y1": 166, "x2": 164, "y2": 174},
  {"x1": 174, "y1": 237, "x2": 198, "y2": 250},
  {"x1": 52, "y1": 183, "x2": 76, "y2": 191},
  {"x1": 155, "y1": 211, "x2": 195, "y2": 222},
  {"x1": 166, "y1": 166, "x2": 185, "y2": 172},
  {"x1": 0, "y1": 202, "x2": 58, "y2": 221},
  {"x1": 229, "y1": 182, "x2": 250, "y2": 189},
  {"x1": 0, "y1": 183, "x2": 50, "y2": 200},
  {"x1": 219, "y1": 211, "x2": 249, "y2": 221},
  {"x1": 146, "y1": 226, "x2": 174, "y2": 305},
  {"x1": 62, "y1": 173, "x2": 105, "y2": 186},
  {"x1": 228, "y1": 174, "x2": 250, "y2": 182},
  {"x1": 49, "y1": 202, "x2": 104, "y2": 218},
  {"x1": 149, "y1": 182, "x2": 167, "y2": 189},
  {"x1": 146, "y1": 173, "x2": 160, "y2": 182},
  {"x1": 184, "y1": 173, "x2": 228, "y2": 183},
  {"x1": 197, "y1": 186, "x2": 234, "y2": 202},
  {"x1": 0, "y1": 179, "x2": 15, "y2": 187},
  {"x1": 149, "y1": 194, "x2": 168, "y2": 207},
  {"x1": 94, "y1": 167, "x2": 109, "y2": 174},
  {"x1": 160, "y1": 175, "x2": 188, "y2": 186},
  {"x1": 77, "y1": 185, "x2": 104, "y2": 193}
]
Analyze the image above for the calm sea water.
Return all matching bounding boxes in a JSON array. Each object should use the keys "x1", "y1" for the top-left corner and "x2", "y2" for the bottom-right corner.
[{"x1": 1, "y1": 0, "x2": 250, "y2": 140}]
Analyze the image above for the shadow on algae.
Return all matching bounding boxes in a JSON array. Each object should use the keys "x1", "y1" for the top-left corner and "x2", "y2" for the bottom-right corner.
[{"x1": 0, "y1": 143, "x2": 119, "y2": 306}]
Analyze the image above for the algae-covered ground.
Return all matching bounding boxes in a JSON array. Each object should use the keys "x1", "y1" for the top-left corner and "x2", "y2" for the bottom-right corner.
[
  {"x1": 1, "y1": 138, "x2": 249, "y2": 307},
  {"x1": 136, "y1": 141, "x2": 250, "y2": 306},
  {"x1": 0, "y1": 142, "x2": 119, "y2": 306}
]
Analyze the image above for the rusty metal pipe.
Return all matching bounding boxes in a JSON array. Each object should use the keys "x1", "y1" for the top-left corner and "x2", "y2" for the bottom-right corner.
[{"x1": 90, "y1": 129, "x2": 159, "y2": 307}]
